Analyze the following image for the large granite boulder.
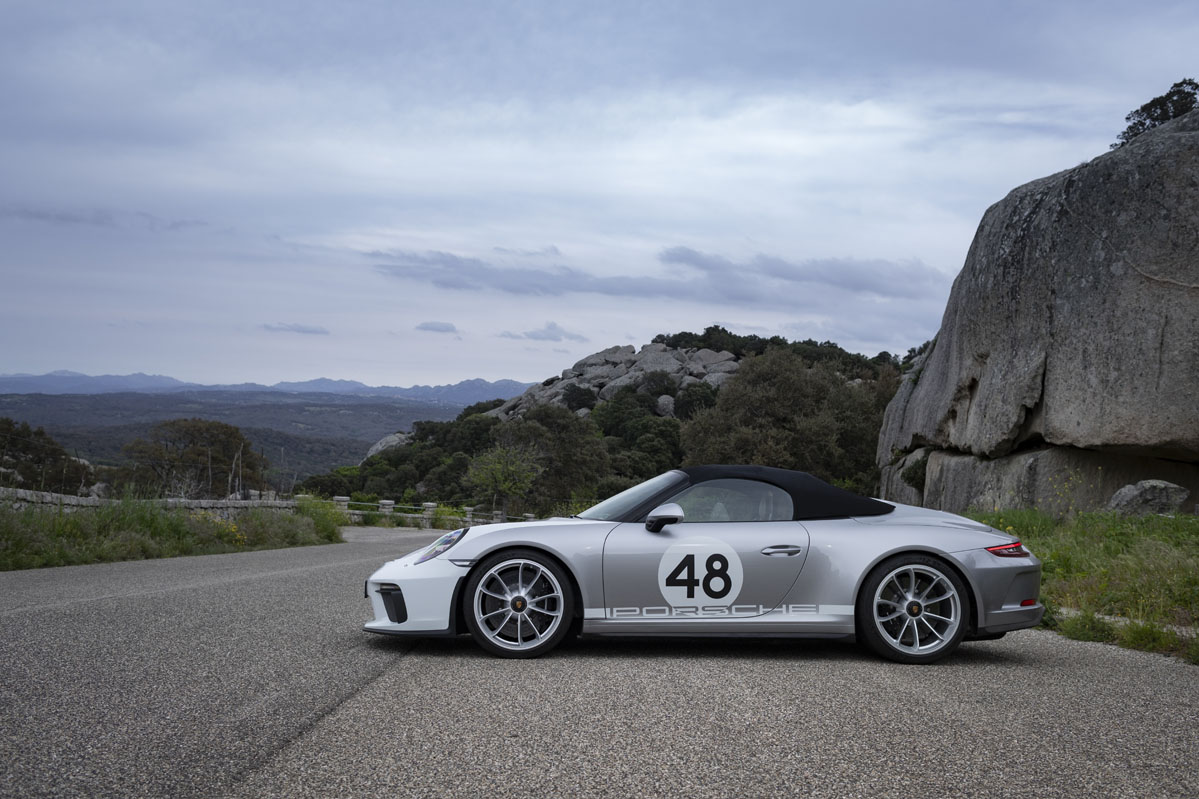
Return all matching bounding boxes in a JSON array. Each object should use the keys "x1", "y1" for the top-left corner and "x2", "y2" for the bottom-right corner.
[{"x1": 879, "y1": 110, "x2": 1199, "y2": 514}]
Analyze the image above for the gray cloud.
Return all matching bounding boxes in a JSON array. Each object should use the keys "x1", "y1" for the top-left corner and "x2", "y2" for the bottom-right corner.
[
  {"x1": 2, "y1": 207, "x2": 117, "y2": 227},
  {"x1": 262, "y1": 322, "x2": 330, "y2": 335},
  {"x1": 415, "y1": 321, "x2": 458, "y2": 333},
  {"x1": 499, "y1": 321, "x2": 588, "y2": 343},
  {"x1": 493, "y1": 246, "x2": 561, "y2": 258},
  {"x1": 374, "y1": 245, "x2": 950, "y2": 312},
  {"x1": 1, "y1": 207, "x2": 206, "y2": 232}
]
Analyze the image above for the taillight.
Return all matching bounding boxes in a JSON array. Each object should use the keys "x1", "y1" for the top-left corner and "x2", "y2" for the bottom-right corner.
[{"x1": 986, "y1": 542, "x2": 1031, "y2": 557}]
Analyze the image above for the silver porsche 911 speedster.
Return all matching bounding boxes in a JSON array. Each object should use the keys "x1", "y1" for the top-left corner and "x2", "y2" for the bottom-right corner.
[{"x1": 364, "y1": 465, "x2": 1043, "y2": 663}]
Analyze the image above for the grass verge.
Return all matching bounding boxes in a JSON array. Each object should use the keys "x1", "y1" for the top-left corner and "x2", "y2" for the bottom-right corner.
[
  {"x1": 969, "y1": 508, "x2": 1199, "y2": 663},
  {"x1": 1, "y1": 498, "x2": 345, "y2": 571}
]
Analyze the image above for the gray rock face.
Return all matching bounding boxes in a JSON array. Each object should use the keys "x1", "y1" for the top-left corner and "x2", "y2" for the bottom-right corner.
[
  {"x1": 362, "y1": 432, "x2": 411, "y2": 463},
  {"x1": 879, "y1": 110, "x2": 1199, "y2": 514},
  {"x1": 922, "y1": 448, "x2": 1199, "y2": 516},
  {"x1": 1106, "y1": 480, "x2": 1190, "y2": 516},
  {"x1": 489, "y1": 343, "x2": 740, "y2": 420}
]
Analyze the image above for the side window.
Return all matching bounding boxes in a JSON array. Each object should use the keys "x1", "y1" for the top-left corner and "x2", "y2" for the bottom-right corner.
[{"x1": 667, "y1": 479, "x2": 794, "y2": 523}]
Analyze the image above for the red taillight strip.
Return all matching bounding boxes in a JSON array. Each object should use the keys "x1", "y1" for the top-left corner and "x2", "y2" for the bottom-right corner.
[{"x1": 986, "y1": 542, "x2": 1030, "y2": 557}]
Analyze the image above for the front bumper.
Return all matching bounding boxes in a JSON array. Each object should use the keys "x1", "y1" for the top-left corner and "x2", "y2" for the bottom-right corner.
[{"x1": 364, "y1": 552, "x2": 468, "y2": 635}]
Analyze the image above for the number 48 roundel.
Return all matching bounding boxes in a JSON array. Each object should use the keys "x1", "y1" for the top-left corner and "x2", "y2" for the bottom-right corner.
[{"x1": 656, "y1": 537, "x2": 744, "y2": 607}]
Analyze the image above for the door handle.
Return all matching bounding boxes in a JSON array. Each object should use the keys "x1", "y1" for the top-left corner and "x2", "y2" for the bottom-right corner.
[{"x1": 760, "y1": 545, "x2": 803, "y2": 557}]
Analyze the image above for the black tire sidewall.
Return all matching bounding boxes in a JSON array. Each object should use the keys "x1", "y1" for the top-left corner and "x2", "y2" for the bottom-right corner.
[
  {"x1": 462, "y1": 548, "x2": 576, "y2": 659},
  {"x1": 856, "y1": 553, "x2": 969, "y2": 665}
]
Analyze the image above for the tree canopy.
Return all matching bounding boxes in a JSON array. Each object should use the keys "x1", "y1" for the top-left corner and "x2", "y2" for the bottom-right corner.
[
  {"x1": 1112, "y1": 78, "x2": 1198, "y2": 149},
  {"x1": 0, "y1": 418, "x2": 92, "y2": 494},
  {"x1": 121, "y1": 418, "x2": 267, "y2": 499}
]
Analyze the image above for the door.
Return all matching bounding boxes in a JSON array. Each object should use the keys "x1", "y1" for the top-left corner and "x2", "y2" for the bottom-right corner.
[{"x1": 601, "y1": 478, "x2": 810, "y2": 621}]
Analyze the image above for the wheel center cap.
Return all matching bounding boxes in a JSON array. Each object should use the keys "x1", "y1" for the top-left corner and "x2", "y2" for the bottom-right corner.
[
  {"x1": 511, "y1": 596, "x2": 527, "y2": 613},
  {"x1": 907, "y1": 602, "x2": 923, "y2": 617}
]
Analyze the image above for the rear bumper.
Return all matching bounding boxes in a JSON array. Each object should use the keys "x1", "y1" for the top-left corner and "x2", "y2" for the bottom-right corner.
[{"x1": 977, "y1": 603, "x2": 1044, "y2": 635}]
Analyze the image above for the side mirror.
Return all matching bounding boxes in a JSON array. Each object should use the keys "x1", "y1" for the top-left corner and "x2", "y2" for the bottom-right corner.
[{"x1": 645, "y1": 503, "x2": 684, "y2": 533}]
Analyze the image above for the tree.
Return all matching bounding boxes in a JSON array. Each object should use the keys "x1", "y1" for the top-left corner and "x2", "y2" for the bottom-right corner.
[
  {"x1": 0, "y1": 418, "x2": 92, "y2": 494},
  {"x1": 680, "y1": 348, "x2": 887, "y2": 494},
  {"x1": 1112, "y1": 78, "x2": 1198, "y2": 148},
  {"x1": 466, "y1": 445, "x2": 544, "y2": 517},
  {"x1": 673, "y1": 382, "x2": 717, "y2": 420},
  {"x1": 562, "y1": 383, "x2": 597, "y2": 411},
  {"x1": 122, "y1": 418, "x2": 267, "y2": 499}
]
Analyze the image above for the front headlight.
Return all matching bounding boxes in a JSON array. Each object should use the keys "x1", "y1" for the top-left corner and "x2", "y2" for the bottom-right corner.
[{"x1": 414, "y1": 527, "x2": 469, "y2": 564}]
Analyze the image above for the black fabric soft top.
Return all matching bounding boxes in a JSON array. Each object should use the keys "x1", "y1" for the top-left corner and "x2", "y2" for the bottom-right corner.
[{"x1": 679, "y1": 464, "x2": 894, "y2": 520}]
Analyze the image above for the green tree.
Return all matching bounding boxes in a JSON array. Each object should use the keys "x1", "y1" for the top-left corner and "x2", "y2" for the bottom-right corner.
[
  {"x1": 674, "y1": 382, "x2": 718, "y2": 420},
  {"x1": 122, "y1": 418, "x2": 267, "y2": 499},
  {"x1": 562, "y1": 383, "x2": 598, "y2": 411},
  {"x1": 0, "y1": 418, "x2": 92, "y2": 494},
  {"x1": 1112, "y1": 78, "x2": 1198, "y2": 148},
  {"x1": 681, "y1": 348, "x2": 885, "y2": 493},
  {"x1": 466, "y1": 445, "x2": 544, "y2": 517}
]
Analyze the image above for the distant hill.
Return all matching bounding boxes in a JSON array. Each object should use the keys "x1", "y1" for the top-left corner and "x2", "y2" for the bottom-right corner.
[
  {"x1": 0, "y1": 390, "x2": 471, "y2": 480},
  {"x1": 0, "y1": 372, "x2": 534, "y2": 405}
]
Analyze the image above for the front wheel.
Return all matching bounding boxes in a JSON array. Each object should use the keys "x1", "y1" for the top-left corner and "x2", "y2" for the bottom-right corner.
[
  {"x1": 462, "y1": 549, "x2": 575, "y2": 658},
  {"x1": 857, "y1": 554, "x2": 969, "y2": 664}
]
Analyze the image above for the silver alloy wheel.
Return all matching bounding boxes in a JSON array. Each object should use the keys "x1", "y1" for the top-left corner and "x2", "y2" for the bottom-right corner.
[
  {"x1": 472, "y1": 558, "x2": 566, "y2": 651},
  {"x1": 872, "y1": 564, "x2": 961, "y2": 655}
]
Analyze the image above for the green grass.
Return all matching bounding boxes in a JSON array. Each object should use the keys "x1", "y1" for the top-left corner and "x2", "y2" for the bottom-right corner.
[
  {"x1": 1, "y1": 498, "x2": 344, "y2": 571},
  {"x1": 969, "y1": 508, "x2": 1199, "y2": 661}
]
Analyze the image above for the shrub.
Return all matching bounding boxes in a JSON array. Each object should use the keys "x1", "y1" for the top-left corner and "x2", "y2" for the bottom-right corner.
[
  {"x1": 899, "y1": 453, "x2": 928, "y2": 492},
  {"x1": 295, "y1": 496, "x2": 346, "y2": 542},
  {"x1": 1058, "y1": 612, "x2": 1118, "y2": 643},
  {"x1": 1117, "y1": 622, "x2": 1181, "y2": 654}
]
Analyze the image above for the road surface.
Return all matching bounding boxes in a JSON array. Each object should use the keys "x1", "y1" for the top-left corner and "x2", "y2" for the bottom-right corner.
[{"x1": 1, "y1": 528, "x2": 1195, "y2": 798}]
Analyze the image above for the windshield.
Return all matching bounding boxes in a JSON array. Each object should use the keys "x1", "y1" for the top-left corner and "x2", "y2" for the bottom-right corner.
[{"x1": 577, "y1": 470, "x2": 687, "y2": 522}]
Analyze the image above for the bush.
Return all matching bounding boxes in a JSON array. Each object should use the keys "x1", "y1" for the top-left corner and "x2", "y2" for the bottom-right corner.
[
  {"x1": 295, "y1": 497, "x2": 346, "y2": 542},
  {"x1": 0, "y1": 497, "x2": 344, "y2": 571},
  {"x1": 1117, "y1": 621, "x2": 1181, "y2": 654},
  {"x1": 899, "y1": 453, "x2": 928, "y2": 492},
  {"x1": 1058, "y1": 612, "x2": 1118, "y2": 643},
  {"x1": 562, "y1": 384, "x2": 597, "y2": 412}
]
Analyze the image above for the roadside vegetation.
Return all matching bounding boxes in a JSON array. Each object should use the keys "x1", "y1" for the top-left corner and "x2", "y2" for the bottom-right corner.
[
  {"x1": 0, "y1": 498, "x2": 344, "y2": 571},
  {"x1": 301, "y1": 327, "x2": 901, "y2": 517},
  {"x1": 969, "y1": 509, "x2": 1199, "y2": 663}
]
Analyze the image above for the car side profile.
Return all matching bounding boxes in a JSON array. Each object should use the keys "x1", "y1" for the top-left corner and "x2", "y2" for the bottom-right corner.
[{"x1": 365, "y1": 465, "x2": 1043, "y2": 663}]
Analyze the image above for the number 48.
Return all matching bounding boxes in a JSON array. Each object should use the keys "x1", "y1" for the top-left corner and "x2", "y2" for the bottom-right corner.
[{"x1": 665, "y1": 553, "x2": 731, "y2": 599}]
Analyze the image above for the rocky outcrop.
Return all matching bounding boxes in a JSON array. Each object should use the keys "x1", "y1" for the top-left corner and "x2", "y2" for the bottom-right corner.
[
  {"x1": 361, "y1": 432, "x2": 412, "y2": 463},
  {"x1": 879, "y1": 110, "x2": 1199, "y2": 514},
  {"x1": 490, "y1": 343, "x2": 739, "y2": 420},
  {"x1": 1106, "y1": 479, "x2": 1190, "y2": 516}
]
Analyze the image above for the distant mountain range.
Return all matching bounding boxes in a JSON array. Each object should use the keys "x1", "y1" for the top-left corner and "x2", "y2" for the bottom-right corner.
[{"x1": 0, "y1": 371, "x2": 534, "y2": 406}]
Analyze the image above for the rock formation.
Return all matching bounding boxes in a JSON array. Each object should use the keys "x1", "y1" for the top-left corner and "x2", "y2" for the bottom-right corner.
[
  {"x1": 489, "y1": 343, "x2": 739, "y2": 421},
  {"x1": 878, "y1": 110, "x2": 1199, "y2": 514},
  {"x1": 361, "y1": 432, "x2": 412, "y2": 464},
  {"x1": 1106, "y1": 479, "x2": 1190, "y2": 516}
]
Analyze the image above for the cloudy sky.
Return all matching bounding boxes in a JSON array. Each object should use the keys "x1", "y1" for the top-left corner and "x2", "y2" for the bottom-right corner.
[{"x1": 2, "y1": 1, "x2": 1195, "y2": 386}]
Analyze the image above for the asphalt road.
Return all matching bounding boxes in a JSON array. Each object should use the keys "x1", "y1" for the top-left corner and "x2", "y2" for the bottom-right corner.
[{"x1": 2, "y1": 528, "x2": 1196, "y2": 798}]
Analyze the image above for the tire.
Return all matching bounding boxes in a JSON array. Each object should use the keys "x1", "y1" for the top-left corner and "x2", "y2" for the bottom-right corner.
[
  {"x1": 856, "y1": 553, "x2": 969, "y2": 665},
  {"x1": 462, "y1": 549, "x2": 576, "y2": 658}
]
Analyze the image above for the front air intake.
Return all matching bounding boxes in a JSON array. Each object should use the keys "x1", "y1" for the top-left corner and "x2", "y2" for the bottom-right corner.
[{"x1": 377, "y1": 583, "x2": 408, "y2": 624}]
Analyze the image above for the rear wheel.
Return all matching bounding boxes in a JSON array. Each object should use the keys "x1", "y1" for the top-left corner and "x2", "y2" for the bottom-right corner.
[
  {"x1": 463, "y1": 549, "x2": 575, "y2": 658},
  {"x1": 857, "y1": 554, "x2": 968, "y2": 664}
]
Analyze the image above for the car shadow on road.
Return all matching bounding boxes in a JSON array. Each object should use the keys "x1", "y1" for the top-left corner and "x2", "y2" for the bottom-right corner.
[{"x1": 365, "y1": 630, "x2": 1043, "y2": 666}]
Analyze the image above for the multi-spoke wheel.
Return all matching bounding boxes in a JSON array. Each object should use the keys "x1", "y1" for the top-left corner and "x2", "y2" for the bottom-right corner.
[
  {"x1": 463, "y1": 549, "x2": 575, "y2": 658},
  {"x1": 857, "y1": 554, "x2": 968, "y2": 664}
]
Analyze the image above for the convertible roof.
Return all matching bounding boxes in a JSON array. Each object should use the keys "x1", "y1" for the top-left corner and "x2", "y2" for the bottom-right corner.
[{"x1": 679, "y1": 465, "x2": 894, "y2": 520}]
